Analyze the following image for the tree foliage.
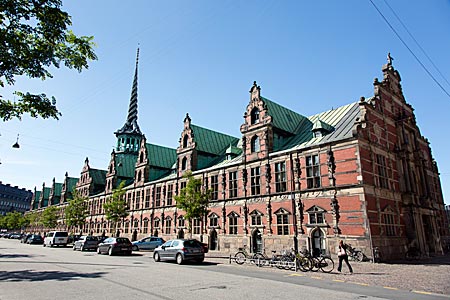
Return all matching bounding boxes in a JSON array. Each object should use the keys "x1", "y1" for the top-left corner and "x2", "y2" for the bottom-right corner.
[
  {"x1": 64, "y1": 190, "x2": 88, "y2": 233},
  {"x1": 0, "y1": 211, "x2": 28, "y2": 230},
  {"x1": 0, "y1": 0, "x2": 97, "y2": 121},
  {"x1": 40, "y1": 205, "x2": 59, "y2": 229},
  {"x1": 103, "y1": 181, "x2": 128, "y2": 237},
  {"x1": 175, "y1": 171, "x2": 211, "y2": 236}
]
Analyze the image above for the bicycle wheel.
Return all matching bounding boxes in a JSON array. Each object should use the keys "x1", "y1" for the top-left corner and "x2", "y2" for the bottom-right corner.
[
  {"x1": 319, "y1": 257, "x2": 334, "y2": 273},
  {"x1": 253, "y1": 253, "x2": 266, "y2": 267},
  {"x1": 310, "y1": 257, "x2": 320, "y2": 272},
  {"x1": 356, "y1": 252, "x2": 364, "y2": 262},
  {"x1": 234, "y1": 252, "x2": 246, "y2": 265},
  {"x1": 301, "y1": 257, "x2": 313, "y2": 272}
]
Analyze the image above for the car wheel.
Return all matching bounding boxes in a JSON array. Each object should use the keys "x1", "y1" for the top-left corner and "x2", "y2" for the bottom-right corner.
[
  {"x1": 108, "y1": 247, "x2": 113, "y2": 256},
  {"x1": 81, "y1": 246, "x2": 85, "y2": 252},
  {"x1": 97, "y1": 247, "x2": 101, "y2": 254},
  {"x1": 73, "y1": 245, "x2": 77, "y2": 251},
  {"x1": 176, "y1": 253, "x2": 183, "y2": 265},
  {"x1": 49, "y1": 242, "x2": 53, "y2": 248},
  {"x1": 196, "y1": 257, "x2": 204, "y2": 263},
  {"x1": 154, "y1": 252, "x2": 160, "y2": 262},
  {"x1": 43, "y1": 243, "x2": 46, "y2": 247},
  {"x1": 132, "y1": 245, "x2": 138, "y2": 251}
]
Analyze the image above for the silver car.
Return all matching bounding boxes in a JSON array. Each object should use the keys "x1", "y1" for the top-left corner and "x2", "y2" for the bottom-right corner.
[
  {"x1": 153, "y1": 239, "x2": 205, "y2": 264},
  {"x1": 73, "y1": 235, "x2": 99, "y2": 251}
]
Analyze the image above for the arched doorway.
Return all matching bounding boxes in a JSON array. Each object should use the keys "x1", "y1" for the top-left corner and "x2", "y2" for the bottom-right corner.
[
  {"x1": 209, "y1": 229, "x2": 217, "y2": 251},
  {"x1": 132, "y1": 230, "x2": 138, "y2": 242},
  {"x1": 177, "y1": 229, "x2": 184, "y2": 239},
  {"x1": 311, "y1": 228, "x2": 325, "y2": 257},
  {"x1": 252, "y1": 228, "x2": 263, "y2": 253}
]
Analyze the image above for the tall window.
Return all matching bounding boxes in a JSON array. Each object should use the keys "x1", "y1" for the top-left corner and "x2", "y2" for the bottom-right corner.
[
  {"x1": 143, "y1": 218, "x2": 149, "y2": 234},
  {"x1": 306, "y1": 154, "x2": 321, "y2": 188},
  {"x1": 178, "y1": 216, "x2": 185, "y2": 228},
  {"x1": 154, "y1": 218, "x2": 160, "y2": 230},
  {"x1": 124, "y1": 221, "x2": 130, "y2": 234},
  {"x1": 180, "y1": 181, "x2": 186, "y2": 191},
  {"x1": 275, "y1": 162, "x2": 287, "y2": 192},
  {"x1": 135, "y1": 191, "x2": 141, "y2": 210},
  {"x1": 250, "y1": 210, "x2": 263, "y2": 226},
  {"x1": 133, "y1": 219, "x2": 139, "y2": 229},
  {"x1": 251, "y1": 167, "x2": 261, "y2": 195},
  {"x1": 182, "y1": 157, "x2": 187, "y2": 170},
  {"x1": 209, "y1": 213, "x2": 219, "y2": 227},
  {"x1": 193, "y1": 218, "x2": 201, "y2": 234},
  {"x1": 251, "y1": 108, "x2": 260, "y2": 124},
  {"x1": 276, "y1": 213, "x2": 289, "y2": 235},
  {"x1": 228, "y1": 171, "x2": 238, "y2": 198},
  {"x1": 166, "y1": 184, "x2": 173, "y2": 206},
  {"x1": 251, "y1": 136, "x2": 260, "y2": 153},
  {"x1": 155, "y1": 186, "x2": 161, "y2": 207},
  {"x1": 376, "y1": 154, "x2": 389, "y2": 189},
  {"x1": 228, "y1": 213, "x2": 238, "y2": 235},
  {"x1": 383, "y1": 212, "x2": 396, "y2": 236},
  {"x1": 211, "y1": 175, "x2": 219, "y2": 200},
  {"x1": 145, "y1": 188, "x2": 150, "y2": 208},
  {"x1": 165, "y1": 217, "x2": 172, "y2": 234},
  {"x1": 308, "y1": 206, "x2": 325, "y2": 224},
  {"x1": 127, "y1": 193, "x2": 132, "y2": 209},
  {"x1": 183, "y1": 135, "x2": 189, "y2": 148}
]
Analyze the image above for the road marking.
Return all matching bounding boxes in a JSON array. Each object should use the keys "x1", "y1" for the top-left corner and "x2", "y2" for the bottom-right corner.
[
  {"x1": 383, "y1": 286, "x2": 398, "y2": 290},
  {"x1": 413, "y1": 290, "x2": 433, "y2": 295},
  {"x1": 333, "y1": 279, "x2": 345, "y2": 282},
  {"x1": 288, "y1": 273, "x2": 306, "y2": 277},
  {"x1": 311, "y1": 276, "x2": 322, "y2": 279},
  {"x1": 351, "y1": 282, "x2": 369, "y2": 286}
]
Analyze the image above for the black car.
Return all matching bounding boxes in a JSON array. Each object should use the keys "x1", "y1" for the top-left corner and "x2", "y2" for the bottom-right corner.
[
  {"x1": 97, "y1": 237, "x2": 132, "y2": 256},
  {"x1": 27, "y1": 234, "x2": 44, "y2": 244}
]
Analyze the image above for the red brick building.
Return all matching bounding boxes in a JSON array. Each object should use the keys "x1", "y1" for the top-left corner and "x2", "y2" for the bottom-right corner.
[{"x1": 29, "y1": 53, "x2": 449, "y2": 260}]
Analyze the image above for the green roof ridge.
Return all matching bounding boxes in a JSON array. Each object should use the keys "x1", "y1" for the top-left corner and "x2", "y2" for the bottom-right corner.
[
  {"x1": 261, "y1": 96, "x2": 309, "y2": 134},
  {"x1": 190, "y1": 124, "x2": 240, "y2": 155}
]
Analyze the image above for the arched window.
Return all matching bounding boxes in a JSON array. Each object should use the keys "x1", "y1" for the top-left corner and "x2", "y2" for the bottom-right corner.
[
  {"x1": 137, "y1": 170, "x2": 142, "y2": 182},
  {"x1": 251, "y1": 136, "x2": 260, "y2": 153},
  {"x1": 183, "y1": 135, "x2": 189, "y2": 148},
  {"x1": 139, "y1": 152, "x2": 144, "y2": 163},
  {"x1": 143, "y1": 218, "x2": 149, "y2": 234},
  {"x1": 182, "y1": 157, "x2": 188, "y2": 170},
  {"x1": 251, "y1": 108, "x2": 260, "y2": 125}
]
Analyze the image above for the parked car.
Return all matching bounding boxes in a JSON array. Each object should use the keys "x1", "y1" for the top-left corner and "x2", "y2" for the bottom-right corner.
[
  {"x1": 73, "y1": 235, "x2": 99, "y2": 251},
  {"x1": 95, "y1": 235, "x2": 109, "y2": 243},
  {"x1": 132, "y1": 236, "x2": 165, "y2": 251},
  {"x1": 43, "y1": 231, "x2": 69, "y2": 247},
  {"x1": 21, "y1": 234, "x2": 32, "y2": 243},
  {"x1": 9, "y1": 233, "x2": 22, "y2": 239},
  {"x1": 97, "y1": 237, "x2": 132, "y2": 256},
  {"x1": 153, "y1": 239, "x2": 205, "y2": 264},
  {"x1": 27, "y1": 234, "x2": 44, "y2": 245}
]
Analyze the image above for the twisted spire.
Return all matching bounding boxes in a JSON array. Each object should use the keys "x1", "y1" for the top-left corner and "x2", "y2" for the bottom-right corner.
[{"x1": 116, "y1": 47, "x2": 142, "y2": 135}]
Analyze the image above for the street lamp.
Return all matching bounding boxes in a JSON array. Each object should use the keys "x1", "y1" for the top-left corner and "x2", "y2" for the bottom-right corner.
[{"x1": 12, "y1": 134, "x2": 20, "y2": 149}]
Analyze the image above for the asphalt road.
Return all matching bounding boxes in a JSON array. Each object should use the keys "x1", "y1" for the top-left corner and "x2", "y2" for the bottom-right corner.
[{"x1": 0, "y1": 239, "x2": 447, "y2": 300}]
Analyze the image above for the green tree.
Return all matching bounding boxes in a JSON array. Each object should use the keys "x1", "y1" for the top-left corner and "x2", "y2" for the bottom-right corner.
[
  {"x1": 103, "y1": 181, "x2": 128, "y2": 237},
  {"x1": 64, "y1": 190, "x2": 88, "y2": 234},
  {"x1": 0, "y1": 0, "x2": 97, "y2": 121},
  {"x1": 5, "y1": 211, "x2": 23, "y2": 230},
  {"x1": 41, "y1": 206, "x2": 59, "y2": 229},
  {"x1": 175, "y1": 171, "x2": 211, "y2": 237},
  {"x1": 25, "y1": 211, "x2": 41, "y2": 230}
]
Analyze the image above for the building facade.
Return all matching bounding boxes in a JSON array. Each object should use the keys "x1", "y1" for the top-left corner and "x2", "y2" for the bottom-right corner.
[
  {"x1": 28, "y1": 53, "x2": 449, "y2": 260},
  {"x1": 0, "y1": 182, "x2": 32, "y2": 216}
]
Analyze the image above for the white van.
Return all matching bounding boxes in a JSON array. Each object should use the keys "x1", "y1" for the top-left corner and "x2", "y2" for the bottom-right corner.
[{"x1": 43, "y1": 231, "x2": 68, "y2": 247}]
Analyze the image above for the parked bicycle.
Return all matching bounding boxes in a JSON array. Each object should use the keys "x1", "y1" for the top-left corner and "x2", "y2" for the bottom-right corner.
[
  {"x1": 254, "y1": 250, "x2": 286, "y2": 269},
  {"x1": 297, "y1": 248, "x2": 334, "y2": 273},
  {"x1": 347, "y1": 244, "x2": 365, "y2": 262},
  {"x1": 234, "y1": 245, "x2": 260, "y2": 265}
]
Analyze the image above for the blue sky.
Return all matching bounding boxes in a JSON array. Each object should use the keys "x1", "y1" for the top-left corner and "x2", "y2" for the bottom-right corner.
[{"x1": 1, "y1": 0, "x2": 449, "y2": 205}]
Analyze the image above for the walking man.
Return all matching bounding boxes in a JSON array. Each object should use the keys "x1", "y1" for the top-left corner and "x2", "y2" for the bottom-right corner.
[{"x1": 337, "y1": 240, "x2": 353, "y2": 274}]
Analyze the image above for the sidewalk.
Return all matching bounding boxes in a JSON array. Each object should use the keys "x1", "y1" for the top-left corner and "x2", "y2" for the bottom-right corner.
[{"x1": 204, "y1": 252, "x2": 450, "y2": 296}]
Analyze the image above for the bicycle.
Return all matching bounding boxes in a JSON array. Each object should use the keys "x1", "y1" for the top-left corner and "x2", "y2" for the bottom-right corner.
[
  {"x1": 234, "y1": 245, "x2": 260, "y2": 265},
  {"x1": 373, "y1": 247, "x2": 382, "y2": 263},
  {"x1": 347, "y1": 244, "x2": 365, "y2": 262},
  {"x1": 254, "y1": 250, "x2": 285, "y2": 269}
]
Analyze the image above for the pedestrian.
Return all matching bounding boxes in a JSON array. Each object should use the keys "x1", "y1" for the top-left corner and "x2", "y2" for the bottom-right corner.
[{"x1": 337, "y1": 240, "x2": 353, "y2": 274}]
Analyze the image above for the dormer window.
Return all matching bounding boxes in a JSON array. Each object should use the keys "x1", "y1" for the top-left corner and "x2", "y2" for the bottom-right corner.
[
  {"x1": 251, "y1": 136, "x2": 260, "y2": 153},
  {"x1": 251, "y1": 108, "x2": 260, "y2": 125},
  {"x1": 183, "y1": 135, "x2": 189, "y2": 148},
  {"x1": 181, "y1": 157, "x2": 187, "y2": 170}
]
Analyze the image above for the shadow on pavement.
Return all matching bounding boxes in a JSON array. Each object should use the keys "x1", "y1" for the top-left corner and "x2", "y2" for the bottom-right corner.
[
  {"x1": 0, "y1": 253, "x2": 38, "y2": 259},
  {"x1": 0, "y1": 270, "x2": 106, "y2": 282}
]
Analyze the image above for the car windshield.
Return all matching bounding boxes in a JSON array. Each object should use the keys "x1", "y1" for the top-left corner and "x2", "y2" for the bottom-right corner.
[
  {"x1": 54, "y1": 232, "x2": 68, "y2": 237},
  {"x1": 116, "y1": 238, "x2": 130, "y2": 243},
  {"x1": 86, "y1": 236, "x2": 96, "y2": 241},
  {"x1": 184, "y1": 240, "x2": 201, "y2": 248}
]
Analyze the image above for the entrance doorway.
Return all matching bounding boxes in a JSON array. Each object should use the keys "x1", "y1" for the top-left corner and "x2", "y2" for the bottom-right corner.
[
  {"x1": 209, "y1": 229, "x2": 217, "y2": 251},
  {"x1": 311, "y1": 228, "x2": 325, "y2": 257},
  {"x1": 252, "y1": 229, "x2": 263, "y2": 253}
]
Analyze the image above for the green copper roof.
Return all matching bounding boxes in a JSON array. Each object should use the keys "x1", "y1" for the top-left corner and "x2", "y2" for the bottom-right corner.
[
  {"x1": 54, "y1": 183, "x2": 63, "y2": 196},
  {"x1": 67, "y1": 177, "x2": 78, "y2": 192},
  {"x1": 191, "y1": 124, "x2": 239, "y2": 155},
  {"x1": 226, "y1": 144, "x2": 242, "y2": 156},
  {"x1": 89, "y1": 169, "x2": 107, "y2": 185},
  {"x1": 262, "y1": 97, "x2": 310, "y2": 134},
  {"x1": 146, "y1": 143, "x2": 177, "y2": 169},
  {"x1": 312, "y1": 119, "x2": 334, "y2": 133},
  {"x1": 115, "y1": 153, "x2": 137, "y2": 178},
  {"x1": 42, "y1": 187, "x2": 51, "y2": 199},
  {"x1": 280, "y1": 102, "x2": 359, "y2": 150}
]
